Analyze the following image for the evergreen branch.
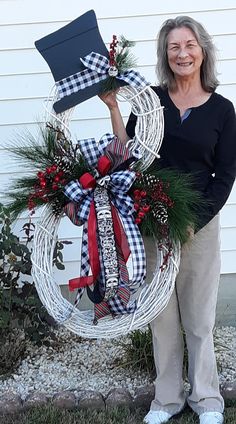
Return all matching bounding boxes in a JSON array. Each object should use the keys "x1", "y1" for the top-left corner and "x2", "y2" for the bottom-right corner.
[
  {"x1": 134, "y1": 166, "x2": 203, "y2": 244},
  {"x1": 116, "y1": 52, "x2": 137, "y2": 72},
  {"x1": 6, "y1": 193, "x2": 42, "y2": 220},
  {"x1": 5, "y1": 122, "x2": 203, "y2": 246},
  {"x1": 119, "y1": 35, "x2": 136, "y2": 49}
]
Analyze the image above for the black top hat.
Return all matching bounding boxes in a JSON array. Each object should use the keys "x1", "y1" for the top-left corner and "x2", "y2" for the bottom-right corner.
[{"x1": 35, "y1": 10, "x2": 112, "y2": 113}]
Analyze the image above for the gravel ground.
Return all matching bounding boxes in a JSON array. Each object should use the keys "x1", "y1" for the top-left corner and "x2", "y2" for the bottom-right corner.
[{"x1": 0, "y1": 326, "x2": 235, "y2": 400}]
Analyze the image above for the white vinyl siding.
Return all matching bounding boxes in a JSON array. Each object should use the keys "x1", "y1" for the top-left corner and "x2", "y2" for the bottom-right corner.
[{"x1": 0, "y1": 0, "x2": 235, "y2": 278}]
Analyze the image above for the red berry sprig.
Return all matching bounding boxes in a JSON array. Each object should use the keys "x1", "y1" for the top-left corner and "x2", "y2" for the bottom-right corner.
[
  {"x1": 109, "y1": 35, "x2": 118, "y2": 67},
  {"x1": 133, "y1": 188, "x2": 151, "y2": 225},
  {"x1": 28, "y1": 164, "x2": 66, "y2": 213}
]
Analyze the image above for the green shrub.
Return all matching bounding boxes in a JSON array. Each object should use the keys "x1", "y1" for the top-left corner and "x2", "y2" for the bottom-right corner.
[
  {"x1": 117, "y1": 326, "x2": 155, "y2": 376},
  {"x1": 0, "y1": 203, "x2": 59, "y2": 374}
]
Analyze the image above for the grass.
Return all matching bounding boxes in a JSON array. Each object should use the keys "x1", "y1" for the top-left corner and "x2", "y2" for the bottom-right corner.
[
  {"x1": 0, "y1": 401, "x2": 235, "y2": 424},
  {"x1": 116, "y1": 326, "x2": 155, "y2": 375}
]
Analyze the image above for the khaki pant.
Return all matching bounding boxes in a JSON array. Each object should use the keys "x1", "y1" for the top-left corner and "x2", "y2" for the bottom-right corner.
[{"x1": 150, "y1": 215, "x2": 224, "y2": 416}]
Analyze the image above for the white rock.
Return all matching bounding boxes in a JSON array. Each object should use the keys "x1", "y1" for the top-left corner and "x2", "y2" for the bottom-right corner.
[{"x1": 0, "y1": 326, "x2": 235, "y2": 399}]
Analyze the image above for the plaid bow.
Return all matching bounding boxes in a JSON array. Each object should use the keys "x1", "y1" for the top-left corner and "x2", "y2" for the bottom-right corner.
[
  {"x1": 64, "y1": 134, "x2": 146, "y2": 318},
  {"x1": 56, "y1": 52, "x2": 150, "y2": 99}
]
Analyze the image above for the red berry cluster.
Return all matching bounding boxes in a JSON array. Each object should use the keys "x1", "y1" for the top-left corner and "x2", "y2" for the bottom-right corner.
[
  {"x1": 151, "y1": 181, "x2": 174, "y2": 208},
  {"x1": 109, "y1": 35, "x2": 118, "y2": 66},
  {"x1": 133, "y1": 189, "x2": 150, "y2": 225},
  {"x1": 37, "y1": 165, "x2": 65, "y2": 191},
  {"x1": 28, "y1": 164, "x2": 66, "y2": 213}
]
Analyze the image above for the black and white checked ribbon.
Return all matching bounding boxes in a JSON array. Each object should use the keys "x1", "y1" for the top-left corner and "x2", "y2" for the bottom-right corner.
[
  {"x1": 64, "y1": 134, "x2": 146, "y2": 301},
  {"x1": 56, "y1": 52, "x2": 150, "y2": 99}
]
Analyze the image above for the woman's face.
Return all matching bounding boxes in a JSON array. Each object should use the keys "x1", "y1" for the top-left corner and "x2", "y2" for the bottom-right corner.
[{"x1": 167, "y1": 27, "x2": 204, "y2": 80}]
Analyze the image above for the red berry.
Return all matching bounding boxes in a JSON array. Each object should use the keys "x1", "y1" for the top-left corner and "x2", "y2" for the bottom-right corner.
[
  {"x1": 40, "y1": 180, "x2": 47, "y2": 188},
  {"x1": 37, "y1": 171, "x2": 44, "y2": 178},
  {"x1": 138, "y1": 211, "x2": 145, "y2": 218},
  {"x1": 142, "y1": 205, "x2": 150, "y2": 213},
  {"x1": 140, "y1": 190, "x2": 147, "y2": 198},
  {"x1": 54, "y1": 175, "x2": 60, "y2": 183}
]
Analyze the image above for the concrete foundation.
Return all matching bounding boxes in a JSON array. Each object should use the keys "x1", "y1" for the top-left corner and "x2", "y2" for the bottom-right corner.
[{"x1": 60, "y1": 273, "x2": 236, "y2": 327}]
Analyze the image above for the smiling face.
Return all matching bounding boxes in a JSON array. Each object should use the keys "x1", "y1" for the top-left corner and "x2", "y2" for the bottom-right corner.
[{"x1": 167, "y1": 26, "x2": 204, "y2": 80}]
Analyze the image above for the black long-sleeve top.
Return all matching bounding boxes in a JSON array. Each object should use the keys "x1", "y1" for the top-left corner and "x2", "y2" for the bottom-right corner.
[{"x1": 126, "y1": 86, "x2": 236, "y2": 230}]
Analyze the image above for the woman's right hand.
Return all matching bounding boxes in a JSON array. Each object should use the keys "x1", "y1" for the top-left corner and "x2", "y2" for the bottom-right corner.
[
  {"x1": 99, "y1": 89, "x2": 119, "y2": 111},
  {"x1": 98, "y1": 88, "x2": 129, "y2": 144}
]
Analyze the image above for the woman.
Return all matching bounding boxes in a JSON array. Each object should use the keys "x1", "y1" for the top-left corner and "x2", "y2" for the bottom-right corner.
[{"x1": 100, "y1": 16, "x2": 236, "y2": 424}]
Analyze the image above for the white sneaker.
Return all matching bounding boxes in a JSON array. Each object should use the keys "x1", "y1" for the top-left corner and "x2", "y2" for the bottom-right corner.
[
  {"x1": 143, "y1": 410, "x2": 172, "y2": 424},
  {"x1": 199, "y1": 412, "x2": 224, "y2": 424}
]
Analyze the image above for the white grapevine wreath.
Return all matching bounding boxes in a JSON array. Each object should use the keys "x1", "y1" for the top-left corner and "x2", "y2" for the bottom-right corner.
[{"x1": 30, "y1": 84, "x2": 181, "y2": 339}]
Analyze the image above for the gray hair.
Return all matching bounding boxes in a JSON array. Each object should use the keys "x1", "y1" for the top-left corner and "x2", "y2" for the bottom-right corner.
[{"x1": 156, "y1": 16, "x2": 219, "y2": 92}]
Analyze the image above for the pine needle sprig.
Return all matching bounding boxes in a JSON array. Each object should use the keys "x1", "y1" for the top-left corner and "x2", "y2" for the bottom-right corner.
[
  {"x1": 116, "y1": 51, "x2": 138, "y2": 73},
  {"x1": 10, "y1": 175, "x2": 38, "y2": 191},
  {"x1": 115, "y1": 35, "x2": 137, "y2": 71},
  {"x1": 119, "y1": 35, "x2": 136, "y2": 49},
  {"x1": 6, "y1": 124, "x2": 95, "y2": 219},
  {"x1": 6, "y1": 127, "x2": 57, "y2": 171},
  {"x1": 133, "y1": 166, "x2": 203, "y2": 244},
  {"x1": 6, "y1": 123, "x2": 80, "y2": 172}
]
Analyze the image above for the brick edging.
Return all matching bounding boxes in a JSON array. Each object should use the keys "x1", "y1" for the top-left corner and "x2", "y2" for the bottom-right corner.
[{"x1": 0, "y1": 382, "x2": 235, "y2": 415}]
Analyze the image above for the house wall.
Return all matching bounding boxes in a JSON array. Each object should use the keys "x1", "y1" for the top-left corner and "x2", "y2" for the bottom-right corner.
[{"x1": 0, "y1": 0, "x2": 235, "y2": 283}]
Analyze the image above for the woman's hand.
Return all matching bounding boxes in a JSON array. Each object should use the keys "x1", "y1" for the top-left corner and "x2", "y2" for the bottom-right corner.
[
  {"x1": 99, "y1": 89, "x2": 119, "y2": 111},
  {"x1": 98, "y1": 88, "x2": 129, "y2": 144}
]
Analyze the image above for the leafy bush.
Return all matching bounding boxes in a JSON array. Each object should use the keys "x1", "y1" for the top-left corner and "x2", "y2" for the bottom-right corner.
[
  {"x1": 0, "y1": 203, "x2": 63, "y2": 374},
  {"x1": 0, "y1": 329, "x2": 27, "y2": 376}
]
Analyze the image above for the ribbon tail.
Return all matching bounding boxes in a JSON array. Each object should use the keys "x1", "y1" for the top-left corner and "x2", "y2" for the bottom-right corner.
[
  {"x1": 64, "y1": 201, "x2": 84, "y2": 226},
  {"x1": 94, "y1": 227, "x2": 131, "y2": 321},
  {"x1": 111, "y1": 205, "x2": 130, "y2": 262},
  {"x1": 120, "y1": 214, "x2": 146, "y2": 288},
  {"x1": 69, "y1": 276, "x2": 93, "y2": 291},
  {"x1": 94, "y1": 284, "x2": 136, "y2": 322},
  {"x1": 69, "y1": 201, "x2": 100, "y2": 290}
]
